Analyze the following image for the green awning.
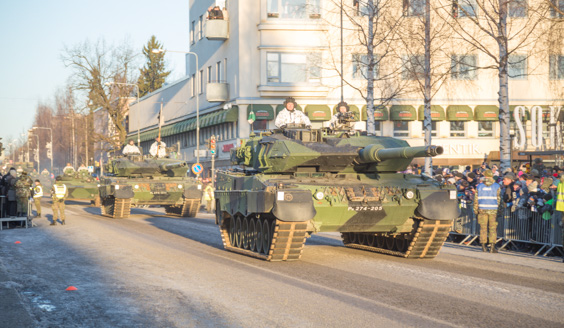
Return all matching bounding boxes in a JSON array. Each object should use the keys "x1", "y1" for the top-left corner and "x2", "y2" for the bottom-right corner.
[
  {"x1": 133, "y1": 106, "x2": 239, "y2": 142},
  {"x1": 247, "y1": 105, "x2": 274, "y2": 120},
  {"x1": 446, "y1": 105, "x2": 473, "y2": 121},
  {"x1": 474, "y1": 105, "x2": 499, "y2": 121},
  {"x1": 361, "y1": 105, "x2": 389, "y2": 121},
  {"x1": 417, "y1": 105, "x2": 445, "y2": 121},
  {"x1": 276, "y1": 103, "x2": 303, "y2": 115},
  {"x1": 390, "y1": 105, "x2": 416, "y2": 121},
  {"x1": 332, "y1": 104, "x2": 360, "y2": 120},
  {"x1": 304, "y1": 105, "x2": 331, "y2": 121}
]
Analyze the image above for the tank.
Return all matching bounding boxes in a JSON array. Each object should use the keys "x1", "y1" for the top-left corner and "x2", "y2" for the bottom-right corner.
[
  {"x1": 215, "y1": 126, "x2": 460, "y2": 261},
  {"x1": 98, "y1": 154, "x2": 203, "y2": 219},
  {"x1": 60, "y1": 170, "x2": 100, "y2": 205}
]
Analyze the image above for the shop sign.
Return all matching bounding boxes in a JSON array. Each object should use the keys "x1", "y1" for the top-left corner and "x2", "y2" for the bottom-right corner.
[
  {"x1": 222, "y1": 143, "x2": 235, "y2": 152},
  {"x1": 513, "y1": 105, "x2": 563, "y2": 150}
]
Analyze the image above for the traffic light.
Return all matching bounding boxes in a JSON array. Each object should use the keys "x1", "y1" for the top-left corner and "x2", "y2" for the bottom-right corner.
[
  {"x1": 46, "y1": 142, "x2": 52, "y2": 159},
  {"x1": 210, "y1": 135, "x2": 216, "y2": 155}
]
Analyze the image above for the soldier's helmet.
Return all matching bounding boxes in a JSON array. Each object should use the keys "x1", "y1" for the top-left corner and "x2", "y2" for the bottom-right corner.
[
  {"x1": 55, "y1": 176, "x2": 62, "y2": 181},
  {"x1": 283, "y1": 97, "x2": 297, "y2": 109},
  {"x1": 337, "y1": 101, "x2": 349, "y2": 111}
]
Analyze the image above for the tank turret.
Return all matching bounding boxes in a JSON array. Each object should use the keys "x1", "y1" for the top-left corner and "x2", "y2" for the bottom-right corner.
[
  {"x1": 216, "y1": 128, "x2": 459, "y2": 262},
  {"x1": 107, "y1": 156, "x2": 188, "y2": 178}
]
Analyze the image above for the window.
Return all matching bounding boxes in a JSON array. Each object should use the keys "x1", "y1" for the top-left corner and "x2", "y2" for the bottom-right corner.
[
  {"x1": 207, "y1": 66, "x2": 212, "y2": 83},
  {"x1": 252, "y1": 120, "x2": 268, "y2": 131},
  {"x1": 452, "y1": 0, "x2": 477, "y2": 18},
  {"x1": 451, "y1": 55, "x2": 477, "y2": 80},
  {"x1": 508, "y1": 54, "x2": 527, "y2": 79},
  {"x1": 403, "y1": 0, "x2": 424, "y2": 16},
  {"x1": 450, "y1": 121, "x2": 466, "y2": 137},
  {"x1": 216, "y1": 61, "x2": 222, "y2": 81},
  {"x1": 509, "y1": 0, "x2": 527, "y2": 18},
  {"x1": 402, "y1": 55, "x2": 425, "y2": 80},
  {"x1": 199, "y1": 15, "x2": 203, "y2": 40},
  {"x1": 393, "y1": 121, "x2": 409, "y2": 137},
  {"x1": 267, "y1": 0, "x2": 320, "y2": 19},
  {"x1": 354, "y1": 0, "x2": 373, "y2": 16},
  {"x1": 421, "y1": 121, "x2": 438, "y2": 137},
  {"x1": 352, "y1": 54, "x2": 377, "y2": 80},
  {"x1": 550, "y1": 0, "x2": 564, "y2": 18},
  {"x1": 199, "y1": 70, "x2": 204, "y2": 94},
  {"x1": 478, "y1": 121, "x2": 494, "y2": 137},
  {"x1": 190, "y1": 21, "x2": 195, "y2": 44},
  {"x1": 191, "y1": 73, "x2": 196, "y2": 97},
  {"x1": 224, "y1": 58, "x2": 228, "y2": 82},
  {"x1": 549, "y1": 55, "x2": 564, "y2": 79},
  {"x1": 267, "y1": 52, "x2": 321, "y2": 84}
]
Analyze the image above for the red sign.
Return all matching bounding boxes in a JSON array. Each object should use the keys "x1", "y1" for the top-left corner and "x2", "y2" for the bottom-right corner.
[
  {"x1": 455, "y1": 112, "x2": 469, "y2": 117},
  {"x1": 222, "y1": 143, "x2": 235, "y2": 152}
]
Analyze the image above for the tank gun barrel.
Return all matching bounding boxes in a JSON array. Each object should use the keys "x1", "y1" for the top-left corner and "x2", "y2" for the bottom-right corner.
[
  {"x1": 159, "y1": 162, "x2": 187, "y2": 171},
  {"x1": 358, "y1": 145, "x2": 443, "y2": 164}
]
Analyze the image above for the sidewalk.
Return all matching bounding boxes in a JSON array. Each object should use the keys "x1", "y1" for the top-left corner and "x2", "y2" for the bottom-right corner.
[{"x1": 0, "y1": 261, "x2": 35, "y2": 327}]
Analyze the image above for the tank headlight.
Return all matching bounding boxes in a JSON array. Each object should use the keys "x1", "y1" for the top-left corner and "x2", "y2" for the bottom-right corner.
[
  {"x1": 97, "y1": 184, "x2": 100, "y2": 187},
  {"x1": 115, "y1": 185, "x2": 120, "y2": 190},
  {"x1": 178, "y1": 184, "x2": 183, "y2": 189},
  {"x1": 405, "y1": 190, "x2": 415, "y2": 199},
  {"x1": 134, "y1": 185, "x2": 139, "y2": 189},
  {"x1": 314, "y1": 191, "x2": 324, "y2": 200}
]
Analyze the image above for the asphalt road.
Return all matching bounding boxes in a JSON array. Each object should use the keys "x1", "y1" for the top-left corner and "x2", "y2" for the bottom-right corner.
[{"x1": 1, "y1": 200, "x2": 563, "y2": 328}]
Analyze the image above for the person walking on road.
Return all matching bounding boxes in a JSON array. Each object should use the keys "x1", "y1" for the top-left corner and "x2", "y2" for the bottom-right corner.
[
  {"x1": 32, "y1": 179, "x2": 43, "y2": 218},
  {"x1": 204, "y1": 183, "x2": 215, "y2": 213},
  {"x1": 473, "y1": 169, "x2": 501, "y2": 253},
  {"x1": 555, "y1": 174, "x2": 564, "y2": 262},
  {"x1": 51, "y1": 176, "x2": 68, "y2": 225}
]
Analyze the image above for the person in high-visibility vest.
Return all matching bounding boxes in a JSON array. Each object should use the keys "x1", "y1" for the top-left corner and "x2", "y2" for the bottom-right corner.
[
  {"x1": 473, "y1": 169, "x2": 501, "y2": 253},
  {"x1": 204, "y1": 183, "x2": 215, "y2": 213},
  {"x1": 32, "y1": 179, "x2": 43, "y2": 218},
  {"x1": 50, "y1": 176, "x2": 68, "y2": 225},
  {"x1": 556, "y1": 174, "x2": 564, "y2": 263}
]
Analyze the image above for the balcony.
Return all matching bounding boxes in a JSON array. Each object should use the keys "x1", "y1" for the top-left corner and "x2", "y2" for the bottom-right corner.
[
  {"x1": 205, "y1": 19, "x2": 229, "y2": 41},
  {"x1": 206, "y1": 82, "x2": 229, "y2": 102}
]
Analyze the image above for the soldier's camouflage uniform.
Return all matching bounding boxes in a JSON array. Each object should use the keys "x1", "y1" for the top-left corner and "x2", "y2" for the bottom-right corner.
[
  {"x1": 473, "y1": 177, "x2": 501, "y2": 245},
  {"x1": 15, "y1": 174, "x2": 33, "y2": 216}
]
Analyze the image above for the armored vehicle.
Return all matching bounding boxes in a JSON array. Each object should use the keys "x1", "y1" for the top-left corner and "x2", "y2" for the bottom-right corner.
[
  {"x1": 60, "y1": 170, "x2": 100, "y2": 205},
  {"x1": 98, "y1": 154, "x2": 202, "y2": 218},
  {"x1": 215, "y1": 125, "x2": 459, "y2": 261}
]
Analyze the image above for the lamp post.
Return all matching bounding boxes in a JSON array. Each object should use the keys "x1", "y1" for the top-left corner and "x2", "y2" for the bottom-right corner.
[
  {"x1": 28, "y1": 133, "x2": 40, "y2": 171},
  {"x1": 151, "y1": 48, "x2": 201, "y2": 167},
  {"x1": 105, "y1": 81, "x2": 141, "y2": 147},
  {"x1": 32, "y1": 127, "x2": 53, "y2": 172}
]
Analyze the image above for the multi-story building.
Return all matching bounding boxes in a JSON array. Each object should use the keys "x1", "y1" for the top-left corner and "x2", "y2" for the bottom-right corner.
[{"x1": 128, "y1": 0, "x2": 564, "y2": 177}]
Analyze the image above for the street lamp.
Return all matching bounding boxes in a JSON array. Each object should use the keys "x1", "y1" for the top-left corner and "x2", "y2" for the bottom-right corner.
[
  {"x1": 28, "y1": 133, "x2": 40, "y2": 172},
  {"x1": 32, "y1": 126, "x2": 53, "y2": 172},
  {"x1": 151, "y1": 48, "x2": 201, "y2": 167},
  {"x1": 105, "y1": 81, "x2": 141, "y2": 147}
]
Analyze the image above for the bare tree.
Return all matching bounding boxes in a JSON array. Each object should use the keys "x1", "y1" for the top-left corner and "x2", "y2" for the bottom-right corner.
[
  {"x1": 437, "y1": 0, "x2": 551, "y2": 170},
  {"x1": 61, "y1": 39, "x2": 138, "y2": 152}
]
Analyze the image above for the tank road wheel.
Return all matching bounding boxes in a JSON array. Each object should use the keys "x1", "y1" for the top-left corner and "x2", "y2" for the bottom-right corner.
[
  {"x1": 385, "y1": 236, "x2": 395, "y2": 250},
  {"x1": 249, "y1": 218, "x2": 257, "y2": 252},
  {"x1": 358, "y1": 233, "x2": 366, "y2": 245},
  {"x1": 242, "y1": 217, "x2": 249, "y2": 250},
  {"x1": 395, "y1": 234, "x2": 408, "y2": 252},
  {"x1": 348, "y1": 232, "x2": 357, "y2": 244},
  {"x1": 366, "y1": 234, "x2": 375, "y2": 247},
  {"x1": 228, "y1": 218, "x2": 236, "y2": 246},
  {"x1": 255, "y1": 219, "x2": 263, "y2": 254},
  {"x1": 376, "y1": 235, "x2": 385, "y2": 248},
  {"x1": 262, "y1": 219, "x2": 271, "y2": 255},
  {"x1": 235, "y1": 216, "x2": 242, "y2": 248}
]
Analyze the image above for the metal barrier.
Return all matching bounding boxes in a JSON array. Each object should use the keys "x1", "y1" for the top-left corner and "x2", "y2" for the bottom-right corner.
[{"x1": 450, "y1": 202, "x2": 564, "y2": 257}]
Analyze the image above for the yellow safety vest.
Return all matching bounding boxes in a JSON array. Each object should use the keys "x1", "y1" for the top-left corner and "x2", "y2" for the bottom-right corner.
[
  {"x1": 53, "y1": 184, "x2": 67, "y2": 200},
  {"x1": 556, "y1": 182, "x2": 564, "y2": 212},
  {"x1": 33, "y1": 185, "x2": 43, "y2": 198}
]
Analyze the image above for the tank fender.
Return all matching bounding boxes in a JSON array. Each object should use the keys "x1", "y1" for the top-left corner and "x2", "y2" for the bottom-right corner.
[
  {"x1": 272, "y1": 189, "x2": 317, "y2": 222},
  {"x1": 112, "y1": 184, "x2": 134, "y2": 199},
  {"x1": 184, "y1": 186, "x2": 203, "y2": 199},
  {"x1": 416, "y1": 189, "x2": 459, "y2": 221}
]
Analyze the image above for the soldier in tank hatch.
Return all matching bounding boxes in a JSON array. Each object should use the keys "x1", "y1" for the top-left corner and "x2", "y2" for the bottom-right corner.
[
  {"x1": 150, "y1": 137, "x2": 167, "y2": 158},
  {"x1": 275, "y1": 97, "x2": 311, "y2": 129},
  {"x1": 123, "y1": 139, "x2": 141, "y2": 156}
]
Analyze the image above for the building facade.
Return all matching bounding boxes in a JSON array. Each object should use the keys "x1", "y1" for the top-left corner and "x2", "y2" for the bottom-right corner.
[{"x1": 128, "y1": 0, "x2": 564, "y2": 176}]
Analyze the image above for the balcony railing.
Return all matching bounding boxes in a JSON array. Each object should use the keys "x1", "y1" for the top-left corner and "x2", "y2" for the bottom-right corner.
[{"x1": 205, "y1": 19, "x2": 229, "y2": 40}]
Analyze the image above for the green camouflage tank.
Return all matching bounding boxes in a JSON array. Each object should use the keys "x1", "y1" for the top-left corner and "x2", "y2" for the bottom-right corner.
[
  {"x1": 215, "y1": 126, "x2": 459, "y2": 261},
  {"x1": 60, "y1": 170, "x2": 100, "y2": 205},
  {"x1": 98, "y1": 154, "x2": 202, "y2": 218}
]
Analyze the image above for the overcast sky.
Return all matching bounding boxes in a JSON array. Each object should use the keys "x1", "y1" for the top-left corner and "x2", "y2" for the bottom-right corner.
[{"x1": 0, "y1": 0, "x2": 189, "y2": 147}]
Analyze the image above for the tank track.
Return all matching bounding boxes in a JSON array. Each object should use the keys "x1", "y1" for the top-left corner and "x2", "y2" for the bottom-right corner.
[
  {"x1": 341, "y1": 219, "x2": 452, "y2": 259},
  {"x1": 164, "y1": 199, "x2": 200, "y2": 217},
  {"x1": 100, "y1": 197, "x2": 131, "y2": 219},
  {"x1": 219, "y1": 216, "x2": 308, "y2": 261}
]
